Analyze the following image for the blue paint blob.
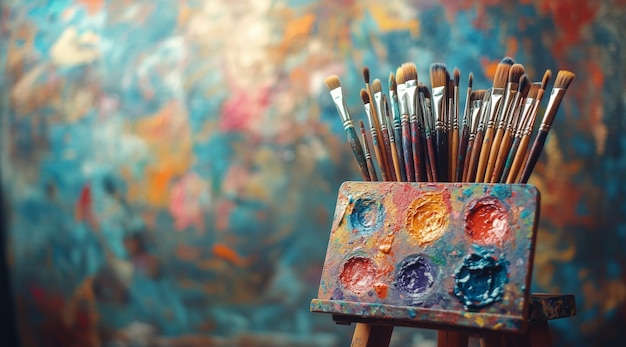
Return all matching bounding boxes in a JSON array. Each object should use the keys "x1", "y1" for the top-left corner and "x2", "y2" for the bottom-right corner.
[
  {"x1": 394, "y1": 254, "x2": 437, "y2": 297},
  {"x1": 454, "y1": 252, "x2": 509, "y2": 310},
  {"x1": 349, "y1": 198, "x2": 384, "y2": 234},
  {"x1": 491, "y1": 185, "x2": 512, "y2": 200}
]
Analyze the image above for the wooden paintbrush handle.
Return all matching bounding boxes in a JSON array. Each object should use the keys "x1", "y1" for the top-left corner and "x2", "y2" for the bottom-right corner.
[
  {"x1": 393, "y1": 125, "x2": 407, "y2": 181},
  {"x1": 451, "y1": 128, "x2": 459, "y2": 182},
  {"x1": 490, "y1": 131, "x2": 513, "y2": 183},
  {"x1": 426, "y1": 136, "x2": 438, "y2": 182},
  {"x1": 410, "y1": 120, "x2": 424, "y2": 182},
  {"x1": 401, "y1": 120, "x2": 415, "y2": 182},
  {"x1": 476, "y1": 126, "x2": 494, "y2": 182},
  {"x1": 485, "y1": 127, "x2": 505, "y2": 182},
  {"x1": 520, "y1": 130, "x2": 548, "y2": 183},
  {"x1": 436, "y1": 128, "x2": 447, "y2": 182},
  {"x1": 501, "y1": 136, "x2": 521, "y2": 183},
  {"x1": 467, "y1": 130, "x2": 484, "y2": 182},
  {"x1": 456, "y1": 126, "x2": 469, "y2": 181},
  {"x1": 507, "y1": 135, "x2": 531, "y2": 183},
  {"x1": 462, "y1": 139, "x2": 474, "y2": 182},
  {"x1": 381, "y1": 128, "x2": 396, "y2": 181},
  {"x1": 370, "y1": 132, "x2": 388, "y2": 181},
  {"x1": 346, "y1": 126, "x2": 371, "y2": 181}
]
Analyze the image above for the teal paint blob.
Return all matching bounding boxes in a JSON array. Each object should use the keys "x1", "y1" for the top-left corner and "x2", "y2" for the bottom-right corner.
[{"x1": 454, "y1": 251, "x2": 509, "y2": 310}]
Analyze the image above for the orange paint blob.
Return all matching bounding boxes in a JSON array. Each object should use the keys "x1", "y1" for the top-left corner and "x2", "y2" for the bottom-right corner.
[
  {"x1": 212, "y1": 243, "x2": 246, "y2": 267},
  {"x1": 373, "y1": 283, "x2": 389, "y2": 299},
  {"x1": 405, "y1": 193, "x2": 449, "y2": 245}
]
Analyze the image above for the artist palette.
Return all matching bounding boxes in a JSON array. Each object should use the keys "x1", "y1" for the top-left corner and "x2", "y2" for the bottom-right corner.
[{"x1": 311, "y1": 182, "x2": 539, "y2": 332}]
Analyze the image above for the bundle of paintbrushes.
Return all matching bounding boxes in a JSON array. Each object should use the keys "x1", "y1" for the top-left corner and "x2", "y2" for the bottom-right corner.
[{"x1": 324, "y1": 57, "x2": 575, "y2": 184}]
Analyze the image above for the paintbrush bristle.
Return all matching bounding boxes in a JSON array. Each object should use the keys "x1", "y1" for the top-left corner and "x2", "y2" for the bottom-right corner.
[
  {"x1": 468, "y1": 72, "x2": 473, "y2": 89},
  {"x1": 402, "y1": 63, "x2": 418, "y2": 82},
  {"x1": 528, "y1": 83, "x2": 540, "y2": 99},
  {"x1": 541, "y1": 69, "x2": 552, "y2": 90},
  {"x1": 359, "y1": 119, "x2": 365, "y2": 130},
  {"x1": 501, "y1": 56, "x2": 515, "y2": 66},
  {"x1": 472, "y1": 90, "x2": 486, "y2": 102},
  {"x1": 493, "y1": 61, "x2": 511, "y2": 89},
  {"x1": 518, "y1": 74, "x2": 530, "y2": 97},
  {"x1": 454, "y1": 68, "x2": 460, "y2": 86},
  {"x1": 360, "y1": 88, "x2": 370, "y2": 104},
  {"x1": 371, "y1": 79, "x2": 382, "y2": 94},
  {"x1": 508, "y1": 64, "x2": 525, "y2": 84},
  {"x1": 395, "y1": 67, "x2": 405, "y2": 85},
  {"x1": 363, "y1": 67, "x2": 370, "y2": 84},
  {"x1": 430, "y1": 63, "x2": 448, "y2": 88},
  {"x1": 389, "y1": 72, "x2": 397, "y2": 93},
  {"x1": 324, "y1": 75, "x2": 341, "y2": 91},
  {"x1": 554, "y1": 70, "x2": 575, "y2": 89}
]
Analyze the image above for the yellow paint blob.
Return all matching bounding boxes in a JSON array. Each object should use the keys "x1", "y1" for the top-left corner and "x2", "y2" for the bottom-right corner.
[{"x1": 405, "y1": 192, "x2": 448, "y2": 245}]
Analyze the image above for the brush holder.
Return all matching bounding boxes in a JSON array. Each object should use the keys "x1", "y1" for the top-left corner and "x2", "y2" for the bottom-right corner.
[{"x1": 311, "y1": 182, "x2": 541, "y2": 333}]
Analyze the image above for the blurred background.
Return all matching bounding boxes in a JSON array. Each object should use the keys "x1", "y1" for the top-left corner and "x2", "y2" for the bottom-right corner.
[{"x1": 1, "y1": 0, "x2": 625, "y2": 346}]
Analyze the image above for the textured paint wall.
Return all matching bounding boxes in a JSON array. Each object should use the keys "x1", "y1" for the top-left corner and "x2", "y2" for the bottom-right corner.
[{"x1": 1, "y1": 0, "x2": 625, "y2": 346}]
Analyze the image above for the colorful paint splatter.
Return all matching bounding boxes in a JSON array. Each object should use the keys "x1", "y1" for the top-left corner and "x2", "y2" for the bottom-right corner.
[{"x1": 1, "y1": 0, "x2": 625, "y2": 346}]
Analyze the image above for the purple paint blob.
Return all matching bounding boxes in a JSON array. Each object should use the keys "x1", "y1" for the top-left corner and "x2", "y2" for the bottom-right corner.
[
  {"x1": 394, "y1": 254, "x2": 436, "y2": 297},
  {"x1": 454, "y1": 251, "x2": 509, "y2": 310},
  {"x1": 340, "y1": 256, "x2": 376, "y2": 294}
]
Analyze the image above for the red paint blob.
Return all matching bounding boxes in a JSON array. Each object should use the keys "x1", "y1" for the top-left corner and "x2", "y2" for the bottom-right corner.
[
  {"x1": 465, "y1": 197, "x2": 509, "y2": 245},
  {"x1": 339, "y1": 257, "x2": 376, "y2": 294}
]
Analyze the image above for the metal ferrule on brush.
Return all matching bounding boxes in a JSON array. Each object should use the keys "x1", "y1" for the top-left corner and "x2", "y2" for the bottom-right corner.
[
  {"x1": 364, "y1": 103, "x2": 375, "y2": 131},
  {"x1": 506, "y1": 92, "x2": 524, "y2": 134},
  {"x1": 374, "y1": 92, "x2": 386, "y2": 130},
  {"x1": 499, "y1": 83, "x2": 518, "y2": 129},
  {"x1": 486, "y1": 88, "x2": 505, "y2": 129},
  {"x1": 432, "y1": 86, "x2": 446, "y2": 131},
  {"x1": 398, "y1": 84, "x2": 409, "y2": 121},
  {"x1": 516, "y1": 98, "x2": 534, "y2": 138},
  {"x1": 329, "y1": 88, "x2": 352, "y2": 129},
  {"x1": 453, "y1": 87, "x2": 460, "y2": 131},
  {"x1": 539, "y1": 88, "x2": 566, "y2": 131},
  {"x1": 390, "y1": 91, "x2": 401, "y2": 129},
  {"x1": 404, "y1": 79, "x2": 418, "y2": 118},
  {"x1": 469, "y1": 100, "x2": 482, "y2": 139}
]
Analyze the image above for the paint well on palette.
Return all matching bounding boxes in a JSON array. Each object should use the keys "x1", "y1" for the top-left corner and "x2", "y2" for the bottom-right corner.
[
  {"x1": 394, "y1": 254, "x2": 436, "y2": 298},
  {"x1": 465, "y1": 197, "x2": 509, "y2": 245},
  {"x1": 454, "y1": 251, "x2": 509, "y2": 309},
  {"x1": 405, "y1": 192, "x2": 448, "y2": 245},
  {"x1": 350, "y1": 198, "x2": 384, "y2": 234},
  {"x1": 339, "y1": 256, "x2": 376, "y2": 294}
]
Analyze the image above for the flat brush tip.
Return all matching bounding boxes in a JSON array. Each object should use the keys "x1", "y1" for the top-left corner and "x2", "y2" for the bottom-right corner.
[
  {"x1": 389, "y1": 72, "x2": 397, "y2": 91},
  {"x1": 519, "y1": 74, "x2": 531, "y2": 95},
  {"x1": 371, "y1": 79, "x2": 382, "y2": 93},
  {"x1": 509, "y1": 64, "x2": 525, "y2": 83},
  {"x1": 395, "y1": 67, "x2": 405, "y2": 85},
  {"x1": 360, "y1": 88, "x2": 370, "y2": 104},
  {"x1": 501, "y1": 56, "x2": 515, "y2": 65},
  {"x1": 359, "y1": 119, "x2": 365, "y2": 129},
  {"x1": 542, "y1": 69, "x2": 552, "y2": 90},
  {"x1": 454, "y1": 68, "x2": 460, "y2": 86},
  {"x1": 430, "y1": 63, "x2": 448, "y2": 88},
  {"x1": 362, "y1": 67, "x2": 370, "y2": 84},
  {"x1": 528, "y1": 83, "x2": 540, "y2": 99},
  {"x1": 324, "y1": 75, "x2": 341, "y2": 90},
  {"x1": 555, "y1": 70, "x2": 575, "y2": 89},
  {"x1": 402, "y1": 62, "x2": 418, "y2": 82},
  {"x1": 493, "y1": 62, "x2": 511, "y2": 89},
  {"x1": 468, "y1": 72, "x2": 473, "y2": 88}
]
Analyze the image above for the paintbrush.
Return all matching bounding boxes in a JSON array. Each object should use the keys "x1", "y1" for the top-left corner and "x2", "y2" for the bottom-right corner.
[
  {"x1": 491, "y1": 74, "x2": 530, "y2": 182},
  {"x1": 389, "y1": 72, "x2": 407, "y2": 181},
  {"x1": 462, "y1": 90, "x2": 486, "y2": 182},
  {"x1": 519, "y1": 70, "x2": 575, "y2": 183},
  {"x1": 361, "y1": 88, "x2": 389, "y2": 181},
  {"x1": 384, "y1": 95, "x2": 402, "y2": 181},
  {"x1": 467, "y1": 89, "x2": 491, "y2": 182},
  {"x1": 363, "y1": 67, "x2": 390, "y2": 179},
  {"x1": 451, "y1": 68, "x2": 460, "y2": 182},
  {"x1": 508, "y1": 70, "x2": 552, "y2": 183},
  {"x1": 419, "y1": 84, "x2": 437, "y2": 182},
  {"x1": 372, "y1": 79, "x2": 396, "y2": 181},
  {"x1": 456, "y1": 72, "x2": 473, "y2": 181},
  {"x1": 502, "y1": 82, "x2": 540, "y2": 183},
  {"x1": 403, "y1": 63, "x2": 425, "y2": 182},
  {"x1": 475, "y1": 57, "x2": 514, "y2": 182},
  {"x1": 484, "y1": 63, "x2": 524, "y2": 182},
  {"x1": 324, "y1": 76, "x2": 371, "y2": 181},
  {"x1": 446, "y1": 77, "x2": 454, "y2": 181},
  {"x1": 395, "y1": 68, "x2": 415, "y2": 182},
  {"x1": 430, "y1": 63, "x2": 448, "y2": 182},
  {"x1": 360, "y1": 120, "x2": 378, "y2": 181}
]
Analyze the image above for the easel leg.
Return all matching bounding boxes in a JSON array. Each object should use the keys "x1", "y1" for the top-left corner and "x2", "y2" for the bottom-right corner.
[
  {"x1": 437, "y1": 330, "x2": 469, "y2": 347},
  {"x1": 351, "y1": 323, "x2": 393, "y2": 347}
]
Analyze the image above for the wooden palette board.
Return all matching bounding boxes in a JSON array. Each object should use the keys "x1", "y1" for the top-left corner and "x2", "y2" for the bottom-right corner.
[{"x1": 311, "y1": 182, "x2": 540, "y2": 332}]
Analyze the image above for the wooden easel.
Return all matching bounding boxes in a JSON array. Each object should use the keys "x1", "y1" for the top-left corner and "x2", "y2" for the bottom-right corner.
[{"x1": 311, "y1": 182, "x2": 576, "y2": 347}]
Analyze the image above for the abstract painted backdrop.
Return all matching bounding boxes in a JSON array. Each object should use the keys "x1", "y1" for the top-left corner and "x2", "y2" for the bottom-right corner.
[{"x1": 1, "y1": 0, "x2": 625, "y2": 346}]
